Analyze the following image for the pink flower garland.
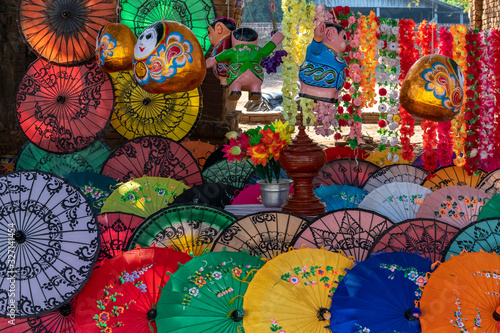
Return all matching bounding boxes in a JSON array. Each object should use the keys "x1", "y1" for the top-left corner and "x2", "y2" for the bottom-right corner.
[
  {"x1": 478, "y1": 30, "x2": 495, "y2": 165},
  {"x1": 437, "y1": 27, "x2": 454, "y2": 166}
]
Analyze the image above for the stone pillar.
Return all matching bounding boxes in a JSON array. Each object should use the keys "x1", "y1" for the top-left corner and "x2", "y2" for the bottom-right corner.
[{"x1": 469, "y1": 0, "x2": 483, "y2": 29}]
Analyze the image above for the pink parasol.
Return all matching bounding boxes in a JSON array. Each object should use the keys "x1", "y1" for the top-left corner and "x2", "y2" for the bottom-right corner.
[{"x1": 313, "y1": 158, "x2": 380, "y2": 189}]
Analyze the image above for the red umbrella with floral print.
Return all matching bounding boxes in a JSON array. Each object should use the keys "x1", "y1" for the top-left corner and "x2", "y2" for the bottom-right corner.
[
  {"x1": 74, "y1": 247, "x2": 192, "y2": 332},
  {"x1": 313, "y1": 159, "x2": 380, "y2": 189}
]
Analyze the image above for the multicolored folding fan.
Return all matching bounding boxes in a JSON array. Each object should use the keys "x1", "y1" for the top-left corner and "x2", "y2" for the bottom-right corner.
[
  {"x1": 363, "y1": 164, "x2": 429, "y2": 193},
  {"x1": 292, "y1": 209, "x2": 394, "y2": 261},
  {"x1": 359, "y1": 182, "x2": 432, "y2": 223},
  {"x1": 313, "y1": 158, "x2": 380, "y2": 189},
  {"x1": 422, "y1": 165, "x2": 487, "y2": 191}
]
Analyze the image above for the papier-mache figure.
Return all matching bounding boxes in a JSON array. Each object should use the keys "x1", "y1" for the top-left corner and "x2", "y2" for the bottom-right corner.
[
  {"x1": 299, "y1": 21, "x2": 347, "y2": 103},
  {"x1": 207, "y1": 17, "x2": 236, "y2": 87},
  {"x1": 206, "y1": 27, "x2": 284, "y2": 101}
]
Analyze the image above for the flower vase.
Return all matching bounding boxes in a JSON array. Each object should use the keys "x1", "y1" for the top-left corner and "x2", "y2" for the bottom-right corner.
[
  {"x1": 257, "y1": 179, "x2": 292, "y2": 207},
  {"x1": 280, "y1": 111, "x2": 326, "y2": 216}
]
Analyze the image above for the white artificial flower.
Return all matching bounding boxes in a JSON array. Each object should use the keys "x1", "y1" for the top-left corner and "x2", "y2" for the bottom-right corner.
[
  {"x1": 388, "y1": 42, "x2": 399, "y2": 51},
  {"x1": 391, "y1": 26, "x2": 400, "y2": 35},
  {"x1": 376, "y1": 40, "x2": 385, "y2": 49},
  {"x1": 389, "y1": 122, "x2": 399, "y2": 130},
  {"x1": 389, "y1": 90, "x2": 399, "y2": 100},
  {"x1": 392, "y1": 154, "x2": 400, "y2": 162},
  {"x1": 389, "y1": 74, "x2": 399, "y2": 84},
  {"x1": 377, "y1": 72, "x2": 388, "y2": 82},
  {"x1": 380, "y1": 135, "x2": 388, "y2": 144},
  {"x1": 387, "y1": 152, "x2": 393, "y2": 160},
  {"x1": 387, "y1": 114, "x2": 394, "y2": 122},
  {"x1": 480, "y1": 150, "x2": 489, "y2": 160},
  {"x1": 389, "y1": 58, "x2": 398, "y2": 67},
  {"x1": 378, "y1": 104, "x2": 388, "y2": 112},
  {"x1": 381, "y1": 24, "x2": 390, "y2": 33},
  {"x1": 389, "y1": 137, "x2": 399, "y2": 146},
  {"x1": 331, "y1": 119, "x2": 339, "y2": 128},
  {"x1": 378, "y1": 56, "x2": 387, "y2": 65},
  {"x1": 470, "y1": 148, "x2": 478, "y2": 158},
  {"x1": 388, "y1": 106, "x2": 398, "y2": 114}
]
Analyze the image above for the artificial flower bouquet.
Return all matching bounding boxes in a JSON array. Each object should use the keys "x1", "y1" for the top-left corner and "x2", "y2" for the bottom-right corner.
[{"x1": 222, "y1": 120, "x2": 294, "y2": 183}]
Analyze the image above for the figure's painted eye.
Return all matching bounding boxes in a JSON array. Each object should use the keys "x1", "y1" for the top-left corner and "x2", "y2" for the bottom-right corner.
[
  {"x1": 139, "y1": 34, "x2": 144, "y2": 40},
  {"x1": 343, "y1": 35, "x2": 346, "y2": 40},
  {"x1": 146, "y1": 33, "x2": 152, "y2": 39}
]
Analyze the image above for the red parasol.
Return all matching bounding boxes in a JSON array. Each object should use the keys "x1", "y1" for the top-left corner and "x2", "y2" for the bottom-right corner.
[
  {"x1": 16, "y1": 59, "x2": 114, "y2": 153},
  {"x1": 18, "y1": 0, "x2": 117, "y2": 65},
  {"x1": 324, "y1": 146, "x2": 369, "y2": 161},
  {"x1": 314, "y1": 158, "x2": 380, "y2": 189}
]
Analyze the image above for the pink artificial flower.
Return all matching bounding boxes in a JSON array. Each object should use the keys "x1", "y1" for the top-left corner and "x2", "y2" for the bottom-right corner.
[
  {"x1": 349, "y1": 63, "x2": 361, "y2": 73},
  {"x1": 352, "y1": 73, "x2": 362, "y2": 83},
  {"x1": 350, "y1": 39, "x2": 359, "y2": 48},
  {"x1": 222, "y1": 138, "x2": 245, "y2": 162},
  {"x1": 348, "y1": 16, "x2": 356, "y2": 24},
  {"x1": 351, "y1": 52, "x2": 361, "y2": 60},
  {"x1": 353, "y1": 97, "x2": 362, "y2": 106}
]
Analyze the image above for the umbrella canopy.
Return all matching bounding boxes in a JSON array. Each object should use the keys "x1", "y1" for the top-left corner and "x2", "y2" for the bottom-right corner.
[
  {"x1": 422, "y1": 165, "x2": 487, "y2": 191},
  {"x1": 362, "y1": 164, "x2": 430, "y2": 193},
  {"x1": 173, "y1": 183, "x2": 239, "y2": 208},
  {"x1": 313, "y1": 184, "x2": 367, "y2": 211},
  {"x1": 96, "y1": 212, "x2": 145, "y2": 267},
  {"x1": 330, "y1": 252, "x2": 433, "y2": 333},
  {"x1": 324, "y1": 146, "x2": 369, "y2": 161},
  {"x1": 420, "y1": 251, "x2": 500, "y2": 332},
  {"x1": 180, "y1": 139, "x2": 217, "y2": 169},
  {"x1": 243, "y1": 248, "x2": 355, "y2": 332},
  {"x1": 74, "y1": 247, "x2": 192, "y2": 332},
  {"x1": 202, "y1": 160, "x2": 256, "y2": 190},
  {"x1": 0, "y1": 297, "x2": 78, "y2": 332},
  {"x1": 359, "y1": 182, "x2": 433, "y2": 223},
  {"x1": 477, "y1": 193, "x2": 500, "y2": 220},
  {"x1": 369, "y1": 218, "x2": 460, "y2": 262},
  {"x1": 18, "y1": 0, "x2": 117, "y2": 65},
  {"x1": 100, "y1": 176, "x2": 190, "y2": 218},
  {"x1": 231, "y1": 183, "x2": 293, "y2": 205},
  {"x1": 101, "y1": 135, "x2": 203, "y2": 186},
  {"x1": 65, "y1": 172, "x2": 119, "y2": 214},
  {"x1": 478, "y1": 167, "x2": 500, "y2": 195},
  {"x1": 292, "y1": 209, "x2": 394, "y2": 261},
  {"x1": 416, "y1": 185, "x2": 491, "y2": 228},
  {"x1": 15, "y1": 140, "x2": 110, "y2": 177},
  {"x1": 443, "y1": 218, "x2": 500, "y2": 260},
  {"x1": 119, "y1": 0, "x2": 216, "y2": 54},
  {"x1": 366, "y1": 149, "x2": 415, "y2": 167},
  {"x1": 0, "y1": 170, "x2": 99, "y2": 317},
  {"x1": 156, "y1": 250, "x2": 266, "y2": 332},
  {"x1": 16, "y1": 59, "x2": 114, "y2": 153},
  {"x1": 202, "y1": 145, "x2": 225, "y2": 171},
  {"x1": 110, "y1": 70, "x2": 201, "y2": 140},
  {"x1": 212, "y1": 211, "x2": 309, "y2": 258},
  {"x1": 313, "y1": 159, "x2": 380, "y2": 189},
  {"x1": 126, "y1": 204, "x2": 236, "y2": 256}
]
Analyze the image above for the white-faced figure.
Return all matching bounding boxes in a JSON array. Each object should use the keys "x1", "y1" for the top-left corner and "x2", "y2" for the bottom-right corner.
[{"x1": 134, "y1": 23, "x2": 166, "y2": 60}]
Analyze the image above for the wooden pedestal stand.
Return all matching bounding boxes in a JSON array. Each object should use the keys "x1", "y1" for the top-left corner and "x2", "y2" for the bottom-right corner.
[{"x1": 280, "y1": 111, "x2": 326, "y2": 216}]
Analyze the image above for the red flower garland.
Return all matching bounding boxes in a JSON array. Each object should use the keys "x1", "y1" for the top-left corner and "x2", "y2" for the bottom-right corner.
[
  {"x1": 464, "y1": 29, "x2": 482, "y2": 175},
  {"x1": 437, "y1": 27, "x2": 454, "y2": 166},
  {"x1": 398, "y1": 19, "x2": 418, "y2": 161},
  {"x1": 416, "y1": 21, "x2": 438, "y2": 172},
  {"x1": 490, "y1": 29, "x2": 500, "y2": 156}
]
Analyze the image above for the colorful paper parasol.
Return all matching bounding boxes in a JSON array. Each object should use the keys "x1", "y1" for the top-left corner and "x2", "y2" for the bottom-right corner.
[
  {"x1": 212, "y1": 211, "x2": 309, "y2": 258},
  {"x1": 65, "y1": 172, "x2": 119, "y2": 214},
  {"x1": 74, "y1": 247, "x2": 192, "y2": 332},
  {"x1": 18, "y1": 0, "x2": 117, "y2": 65},
  {"x1": 416, "y1": 185, "x2": 491, "y2": 228},
  {"x1": 422, "y1": 165, "x2": 487, "y2": 191},
  {"x1": 156, "y1": 250, "x2": 266, "y2": 332},
  {"x1": 313, "y1": 158, "x2": 380, "y2": 189},
  {"x1": 16, "y1": 59, "x2": 114, "y2": 153},
  {"x1": 324, "y1": 146, "x2": 369, "y2": 161},
  {"x1": 369, "y1": 218, "x2": 460, "y2": 262},
  {"x1": 420, "y1": 251, "x2": 500, "y2": 332},
  {"x1": 0, "y1": 170, "x2": 99, "y2": 317},
  {"x1": 100, "y1": 176, "x2": 190, "y2": 218},
  {"x1": 313, "y1": 184, "x2": 367, "y2": 211},
  {"x1": 231, "y1": 183, "x2": 293, "y2": 205},
  {"x1": 101, "y1": 135, "x2": 203, "y2": 186},
  {"x1": 110, "y1": 70, "x2": 202, "y2": 141},
  {"x1": 477, "y1": 167, "x2": 500, "y2": 195},
  {"x1": 292, "y1": 209, "x2": 393, "y2": 261},
  {"x1": 202, "y1": 145, "x2": 225, "y2": 171},
  {"x1": 173, "y1": 183, "x2": 239, "y2": 208},
  {"x1": 366, "y1": 149, "x2": 415, "y2": 167},
  {"x1": 243, "y1": 248, "x2": 355, "y2": 332},
  {"x1": 119, "y1": 0, "x2": 216, "y2": 54},
  {"x1": 362, "y1": 164, "x2": 430, "y2": 193},
  {"x1": 15, "y1": 140, "x2": 110, "y2": 177},
  {"x1": 330, "y1": 252, "x2": 433, "y2": 333},
  {"x1": 0, "y1": 297, "x2": 78, "y2": 332},
  {"x1": 202, "y1": 160, "x2": 257, "y2": 190},
  {"x1": 96, "y1": 212, "x2": 145, "y2": 267},
  {"x1": 359, "y1": 182, "x2": 433, "y2": 223},
  {"x1": 180, "y1": 139, "x2": 217, "y2": 169},
  {"x1": 477, "y1": 194, "x2": 500, "y2": 220},
  {"x1": 443, "y1": 218, "x2": 500, "y2": 260},
  {"x1": 126, "y1": 204, "x2": 236, "y2": 256}
]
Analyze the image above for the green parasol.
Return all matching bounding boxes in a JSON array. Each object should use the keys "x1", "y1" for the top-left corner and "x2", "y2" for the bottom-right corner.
[
  {"x1": 156, "y1": 250, "x2": 266, "y2": 332},
  {"x1": 126, "y1": 204, "x2": 237, "y2": 256},
  {"x1": 100, "y1": 176, "x2": 190, "y2": 218},
  {"x1": 119, "y1": 0, "x2": 216, "y2": 54},
  {"x1": 477, "y1": 193, "x2": 500, "y2": 220},
  {"x1": 65, "y1": 172, "x2": 119, "y2": 214},
  {"x1": 15, "y1": 140, "x2": 110, "y2": 177},
  {"x1": 202, "y1": 160, "x2": 257, "y2": 190}
]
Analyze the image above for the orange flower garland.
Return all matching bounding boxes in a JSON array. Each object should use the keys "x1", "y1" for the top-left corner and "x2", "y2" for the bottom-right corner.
[{"x1": 360, "y1": 12, "x2": 378, "y2": 108}]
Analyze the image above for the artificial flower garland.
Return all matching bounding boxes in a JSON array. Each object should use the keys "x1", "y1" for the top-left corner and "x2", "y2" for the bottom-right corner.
[
  {"x1": 487, "y1": 29, "x2": 500, "y2": 160},
  {"x1": 449, "y1": 24, "x2": 468, "y2": 166},
  {"x1": 397, "y1": 19, "x2": 418, "y2": 161},
  {"x1": 376, "y1": 17, "x2": 401, "y2": 156},
  {"x1": 416, "y1": 20, "x2": 438, "y2": 172},
  {"x1": 360, "y1": 12, "x2": 378, "y2": 109},
  {"x1": 280, "y1": 0, "x2": 316, "y2": 125},
  {"x1": 437, "y1": 27, "x2": 454, "y2": 167}
]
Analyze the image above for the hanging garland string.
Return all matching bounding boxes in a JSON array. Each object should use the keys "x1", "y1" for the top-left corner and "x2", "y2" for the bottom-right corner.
[
  {"x1": 449, "y1": 24, "x2": 468, "y2": 166},
  {"x1": 488, "y1": 29, "x2": 500, "y2": 158},
  {"x1": 416, "y1": 20, "x2": 438, "y2": 172},
  {"x1": 437, "y1": 26, "x2": 454, "y2": 167},
  {"x1": 397, "y1": 19, "x2": 418, "y2": 161},
  {"x1": 360, "y1": 12, "x2": 378, "y2": 109}
]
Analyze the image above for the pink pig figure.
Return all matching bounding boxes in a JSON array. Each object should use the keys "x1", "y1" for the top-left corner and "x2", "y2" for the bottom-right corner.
[
  {"x1": 206, "y1": 27, "x2": 284, "y2": 101},
  {"x1": 299, "y1": 22, "x2": 347, "y2": 103}
]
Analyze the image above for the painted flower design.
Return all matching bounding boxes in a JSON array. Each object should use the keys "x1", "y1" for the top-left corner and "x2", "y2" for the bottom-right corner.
[
  {"x1": 98, "y1": 311, "x2": 110, "y2": 323},
  {"x1": 407, "y1": 271, "x2": 419, "y2": 281},
  {"x1": 232, "y1": 267, "x2": 242, "y2": 277},
  {"x1": 415, "y1": 276, "x2": 427, "y2": 286},
  {"x1": 189, "y1": 287, "x2": 199, "y2": 297},
  {"x1": 212, "y1": 271, "x2": 223, "y2": 280},
  {"x1": 289, "y1": 276, "x2": 300, "y2": 285},
  {"x1": 195, "y1": 276, "x2": 206, "y2": 287}
]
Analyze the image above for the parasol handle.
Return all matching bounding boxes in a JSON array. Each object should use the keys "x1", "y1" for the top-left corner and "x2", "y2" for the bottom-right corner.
[
  {"x1": 493, "y1": 306, "x2": 500, "y2": 321},
  {"x1": 404, "y1": 307, "x2": 421, "y2": 321}
]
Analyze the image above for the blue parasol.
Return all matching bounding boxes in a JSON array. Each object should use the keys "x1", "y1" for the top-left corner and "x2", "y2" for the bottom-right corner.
[
  {"x1": 314, "y1": 184, "x2": 367, "y2": 211},
  {"x1": 65, "y1": 172, "x2": 119, "y2": 214}
]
